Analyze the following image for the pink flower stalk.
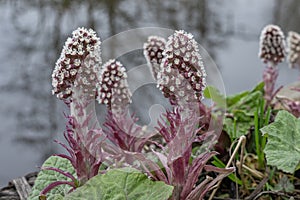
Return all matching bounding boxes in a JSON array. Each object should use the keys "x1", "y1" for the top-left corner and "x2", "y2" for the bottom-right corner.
[
  {"x1": 143, "y1": 36, "x2": 166, "y2": 80},
  {"x1": 103, "y1": 110, "x2": 152, "y2": 152},
  {"x1": 51, "y1": 27, "x2": 103, "y2": 170},
  {"x1": 157, "y1": 30, "x2": 207, "y2": 107},
  {"x1": 287, "y1": 31, "x2": 300, "y2": 69},
  {"x1": 123, "y1": 108, "x2": 234, "y2": 200},
  {"x1": 157, "y1": 108, "x2": 233, "y2": 200},
  {"x1": 97, "y1": 59, "x2": 132, "y2": 111},
  {"x1": 97, "y1": 59, "x2": 154, "y2": 153},
  {"x1": 41, "y1": 27, "x2": 107, "y2": 199},
  {"x1": 52, "y1": 27, "x2": 101, "y2": 101},
  {"x1": 259, "y1": 25, "x2": 285, "y2": 105},
  {"x1": 58, "y1": 114, "x2": 105, "y2": 183},
  {"x1": 140, "y1": 32, "x2": 232, "y2": 199},
  {"x1": 51, "y1": 28, "x2": 105, "y2": 166},
  {"x1": 262, "y1": 65, "x2": 279, "y2": 103}
]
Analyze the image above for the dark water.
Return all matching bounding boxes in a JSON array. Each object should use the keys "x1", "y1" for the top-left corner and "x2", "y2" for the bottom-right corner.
[{"x1": 0, "y1": 0, "x2": 299, "y2": 187}]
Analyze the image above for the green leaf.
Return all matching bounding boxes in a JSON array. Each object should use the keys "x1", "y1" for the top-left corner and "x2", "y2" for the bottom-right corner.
[
  {"x1": 274, "y1": 175, "x2": 295, "y2": 192},
  {"x1": 252, "y1": 81, "x2": 264, "y2": 93},
  {"x1": 260, "y1": 110, "x2": 300, "y2": 173},
  {"x1": 224, "y1": 116, "x2": 253, "y2": 139},
  {"x1": 203, "y1": 85, "x2": 226, "y2": 108},
  {"x1": 226, "y1": 82, "x2": 264, "y2": 107},
  {"x1": 228, "y1": 91, "x2": 262, "y2": 115},
  {"x1": 64, "y1": 168, "x2": 173, "y2": 200},
  {"x1": 28, "y1": 156, "x2": 76, "y2": 200},
  {"x1": 226, "y1": 91, "x2": 249, "y2": 108},
  {"x1": 224, "y1": 91, "x2": 263, "y2": 139}
]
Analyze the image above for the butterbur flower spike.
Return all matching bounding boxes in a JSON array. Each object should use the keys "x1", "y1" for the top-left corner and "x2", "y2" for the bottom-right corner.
[
  {"x1": 98, "y1": 59, "x2": 153, "y2": 153},
  {"x1": 259, "y1": 25, "x2": 285, "y2": 105},
  {"x1": 259, "y1": 24, "x2": 285, "y2": 65},
  {"x1": 143, "y1": 36, "x2": 166, "y2": 80},
  {"x1": 158, "y1": 30, "x2": 206, "y2": 107},
  {"x1": 41, "y1": 27, "x2": 105, "y2": 199},
  {"x1": 287, "y1": 31, "x2": 300, "y2": 68},
  {"x1": 97, "y1": 59, "x2": 132, "y2": 111},
  {"x1": 52, "y1": 27, "x2": 101, "y2": 101}
]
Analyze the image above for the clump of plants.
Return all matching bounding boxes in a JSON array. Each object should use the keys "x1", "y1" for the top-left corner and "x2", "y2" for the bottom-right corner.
[
  {"x1": 29, "y1": 24, "x2": 300, "y2": 200},
  {"x1": 28, "y1": 28, "x2": 234, "y2": 200},
  {"x1": 208, "y1": 24, "x2": 300, "y2": 199}
]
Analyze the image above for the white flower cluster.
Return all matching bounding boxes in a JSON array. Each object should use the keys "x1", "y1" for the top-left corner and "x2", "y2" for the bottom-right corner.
[
  {"x1": 287, "y1": 31, "x2": 300, "y2": 68},
  {"x1": 53, "y1": 28, "x2": 208, "y2": 109},
  {"x1": 156, "y1": 30, "x2": 207, "y2": 105},
  {"x1": 97, "y1": 59, "x2": 132, "y2": 110},
  {"x1": 143, "y1": 36, "x2": 166, "y2": 80},
  {"x1": 259, "y1": 25, "x2": 285, "y2": 65},
  {"x1": 52, "y1": 27, "x2": 101, "y2": 100}
]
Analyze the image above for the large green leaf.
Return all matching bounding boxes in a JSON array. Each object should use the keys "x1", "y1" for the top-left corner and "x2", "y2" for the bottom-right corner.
[
  {"x1": 260, "y1": 110, "x2": 300, "y2": 173},
  {"x1": 28, "y1": 156, "x2": 76, "y2": 200},
  {"x1": 64, "y1": 168, "x2": 173, "y2": 200}
]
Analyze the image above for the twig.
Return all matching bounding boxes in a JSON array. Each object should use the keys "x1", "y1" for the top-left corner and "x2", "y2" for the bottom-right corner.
[
  {"x1": 253, "y1": 190, "x2": 291, "y2": 200},
  {"x1": 237, "y1": 136, "x2": 246, "y2": 192},
  {"x1": 236, "y1": 161, "x2": 264, "y2": 179},
  {"x1": 208, "y1": 136, "x2": 246, "y2": 200},
  {"x1": 245, "y1": 168, "x2": 269, "y2": 200}
]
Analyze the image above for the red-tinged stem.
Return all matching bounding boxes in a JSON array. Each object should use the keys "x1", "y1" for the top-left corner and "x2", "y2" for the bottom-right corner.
[
  {"x1": 270, "y1": 85, "x2": 283, "y2": 103},
  {"x1": 53, "y1": 154, "x2": 73, "y2": 164},
  {"x1": 70, "y1": 87, "x2": 100, "y2": 131},
  {"x1": 41, "y1": 167, "x2": 77, "y2": 183},
  {"x1": 54, "y1": 139, "x2": 74, "y2": 157},
  {"x1": 263, "y1": 64, "x2": 278, "y2": 107},
  {"x1": 185, "y1": 176, "x2": 213, "y2": 200},
  {"x1": 39, "y1": 180, "x2": 76, "y2": 197}
]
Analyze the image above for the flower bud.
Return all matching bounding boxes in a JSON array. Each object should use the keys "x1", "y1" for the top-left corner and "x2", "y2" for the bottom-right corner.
[
  {"x1": 259, "y1": 25, "x2": 285, "y2": 65},
  {"x1": 143, "y1": 36, "x2": 166, "y2": 80},
  {"x1": 97, "y1": 59, "x2": 132, "y2": 110},
  {"x1": 287, "y1": 31, "x2": 300, "y2": 68},
  {"x1": 158, "y1": 30, "x2": 206, "y2": 105},
  {"x1": 52, "y1": 27, "x2": 101, "y2": 100}
]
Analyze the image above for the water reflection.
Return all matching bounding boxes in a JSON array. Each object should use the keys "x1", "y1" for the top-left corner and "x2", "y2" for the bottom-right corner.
[{"x1": 273, "y1": 0, "x2": 300, "y2": 33}]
